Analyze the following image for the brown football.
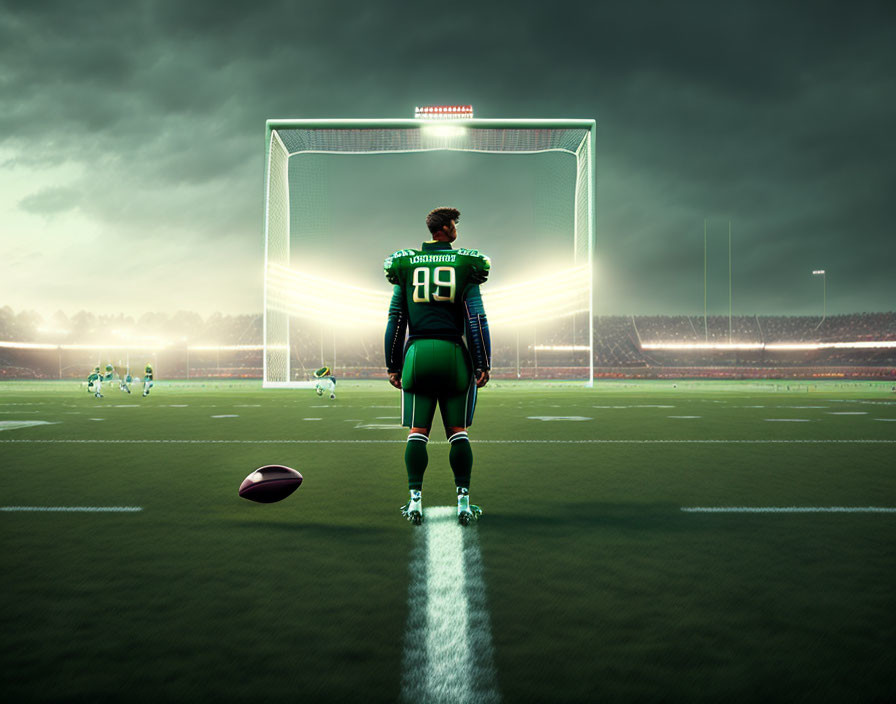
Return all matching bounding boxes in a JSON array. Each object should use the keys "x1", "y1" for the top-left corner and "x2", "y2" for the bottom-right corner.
[{"x1": 238, "y1": 465, "x2": 303, "y2": 503}]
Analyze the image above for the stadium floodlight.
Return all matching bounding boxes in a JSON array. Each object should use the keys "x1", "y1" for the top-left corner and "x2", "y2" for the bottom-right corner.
[
  {"x1": 639, "y1": 341, "x2": 896, "y2": 351},
  {"x1": 811, "y1": 269, "x2": 827, "y2": 329},
  {"x1": 415, "y1": 105, "x2": 474, "y2": 120},
  {"x1": 263, "y1": 112, "x2": 596, "y2": 387}
]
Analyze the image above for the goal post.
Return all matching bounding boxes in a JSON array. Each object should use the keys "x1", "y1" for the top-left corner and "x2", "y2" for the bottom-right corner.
[{"x1": 263, "y1": 116, "x2": 596, "y2": 388}]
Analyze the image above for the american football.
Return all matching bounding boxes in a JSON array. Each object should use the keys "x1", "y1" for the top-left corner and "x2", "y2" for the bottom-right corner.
[{"x1": 238, "y1": 465, "x2": 303, "y2": 503}]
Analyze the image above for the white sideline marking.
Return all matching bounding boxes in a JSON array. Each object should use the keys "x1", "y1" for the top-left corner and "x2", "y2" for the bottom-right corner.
[
  {"x1": 874, "y1": 418, "x2": 896, "y2": 422},
  {"x1": 764, "y1": 418, "x2": 811, "y2": 422},
  {"x1": 211, "y1": 414, "x2": 239, "y2": 418},
  {"x1": 0, "y1": 420, "x2": 58, "y2": 432},
  {"x1": 827, "y1": 412, "x2": 868, "y2": 415},
  {"x1": 303, "y1": 418, "x2": 322, "y2": 421},
  {"x1": 682, "y1": 507, "x2": 896, "y2": 513},
  {"x1": 1, "y1": 506, "x2": 143, "y2": 512},
  {"x1": 1, "y1": 439, "x2": 895, "y2": 445},
  {"x1": 668, "y1": 415, "x2": 701, "y2": 419},
  {"x1": 402, "y1": 506, "x2": 499, "y2": 704},
  {"x1": 527, "y1": 416, "x2": 592, "y2": 421}
]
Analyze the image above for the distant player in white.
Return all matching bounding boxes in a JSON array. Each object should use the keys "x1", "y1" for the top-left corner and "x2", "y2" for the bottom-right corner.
[
  {"x1": 313, "y1": 366, "x2": 336, "y2": 400},
  {"x1": 87, "y1": 366, "x2": 103, "y2": 398}
]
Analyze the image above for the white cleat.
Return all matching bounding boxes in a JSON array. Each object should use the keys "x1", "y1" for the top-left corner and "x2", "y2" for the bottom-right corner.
[
  {"x1": 400, "y1": 490, "x2": 423, "y2": 525},
  {"x1": 457, "y1": 488, "x2": 482, "y2": 526}
]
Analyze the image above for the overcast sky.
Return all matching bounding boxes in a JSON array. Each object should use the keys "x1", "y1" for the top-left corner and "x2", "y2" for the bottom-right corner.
[{"x1": 1, "y1": 0, "x2": 894, "y2": 317}]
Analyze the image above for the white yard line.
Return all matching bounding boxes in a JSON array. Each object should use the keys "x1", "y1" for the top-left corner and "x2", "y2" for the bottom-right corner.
[
  {"x1": 402, "y1": 506, "x2": 500, "y2": 704},
  {"x1": 682, "y1": 506, "x2": 896, "y2": 513},
  {"x1": 1, "y1": 506, "x2": 143, "y2": 512},
  {"x1": 1, "y1": 439, "x2": 895, "y2": 445}
]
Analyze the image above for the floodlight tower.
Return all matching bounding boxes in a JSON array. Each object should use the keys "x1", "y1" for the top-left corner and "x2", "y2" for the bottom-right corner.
[{"x1": 812, "y1": 269, "x2": 826, "y2": 330}]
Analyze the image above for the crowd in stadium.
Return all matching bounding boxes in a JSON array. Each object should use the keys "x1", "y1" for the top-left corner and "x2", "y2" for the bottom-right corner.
[{"x1": 1, "y1": 306, "x2": 894, "y2": 379}]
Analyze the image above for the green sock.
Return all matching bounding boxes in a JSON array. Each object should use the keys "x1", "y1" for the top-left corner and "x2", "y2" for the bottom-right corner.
[
  {"x1": 405, "y1": 433, "x2": 429, "y2": 490},
  {"x1": 448, "y1": 431, "x2": 472, "y2": 489}
]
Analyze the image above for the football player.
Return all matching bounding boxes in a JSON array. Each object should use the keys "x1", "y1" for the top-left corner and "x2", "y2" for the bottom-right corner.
[
  {"x1": 313, "y1": 366, "x2": 337, "y2": 400},
  {"x1": 142, "y1": 363, "x2": 154, "y2": 397},
  {"x1": 384, "y1": 207, "x2": 491, "y2": 526},
  {"x1": 119, "y1": 369, "x2": 132, "y2": 394},
  {"x1": 87, "y1": 366, "x2": 103, "y2": 398}
]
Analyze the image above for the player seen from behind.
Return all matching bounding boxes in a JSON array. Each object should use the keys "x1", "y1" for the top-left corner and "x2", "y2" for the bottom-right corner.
[
  {"x1": 313, "y1": 366, "x2": 337, "y2": 400},
  {"x1": 384, "y1": 207, "x2": 491, "y2": 526}
]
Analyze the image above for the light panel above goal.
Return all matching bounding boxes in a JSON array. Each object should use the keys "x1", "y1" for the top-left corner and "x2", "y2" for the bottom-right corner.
[
  {"x1": 415, "y1": 105, "x2": 474, "y2": 119},
  {"x1": 263, "y1": 117, "x2": 596, "y2": 387}
]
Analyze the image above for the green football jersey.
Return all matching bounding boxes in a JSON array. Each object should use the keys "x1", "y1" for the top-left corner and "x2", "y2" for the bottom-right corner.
[{"x1": 384, "y1": 241, "x2": 490, "y2": 339}]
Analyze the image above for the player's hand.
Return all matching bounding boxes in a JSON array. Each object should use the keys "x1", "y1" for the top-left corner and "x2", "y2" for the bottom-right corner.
[
  {"x1": 388, "y1": 372, "x2": 402, "y2": 389},
  {"x1": 475, "y1": 369, "x2": 490, "y2": 388}
]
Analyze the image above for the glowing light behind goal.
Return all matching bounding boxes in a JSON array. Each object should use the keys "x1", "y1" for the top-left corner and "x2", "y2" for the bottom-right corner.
[{"x1": 265, "y1": 263, "x2": 590, "y2": 329}]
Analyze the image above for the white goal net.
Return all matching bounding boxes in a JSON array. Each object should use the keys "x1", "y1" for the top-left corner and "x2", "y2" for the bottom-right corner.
[{"x1": 263, "y1": 118, "x2": 595, "y2": 387}]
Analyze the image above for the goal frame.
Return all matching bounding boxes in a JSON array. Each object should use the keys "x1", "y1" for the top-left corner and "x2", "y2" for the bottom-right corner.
[{"x1": 262, "y1": 117, "x2": 597, "y2": 388}]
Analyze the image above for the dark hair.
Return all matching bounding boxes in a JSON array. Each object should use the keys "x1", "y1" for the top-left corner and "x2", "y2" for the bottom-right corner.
[{"x1": 426, "y1": 207, "x2": 460, "y2": 234}]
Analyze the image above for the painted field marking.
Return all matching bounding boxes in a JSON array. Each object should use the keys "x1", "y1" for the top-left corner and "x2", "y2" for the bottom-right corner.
[
  {"x1": 1, "y1": 506, "x2": 143, "y2": 512},
  {"x1": 682, "y1": 507, "x2": 896, "y2": 513},
  {"x1": 827, "y1": 412, "x2": 868, "y2": 415},
  {"x1": 0, "y1": 420, "x2": 58, "y2": 431},
  {"x1": 211, "y1": 414, "x2": 239, "y2": 418},
  {"x1": 402, "y1": 506, "x2": 499, "y2": 704},
  {"x1": 668, "y1": 415, "x2": 701, "y2": 419},
  {"x1": 1, "y1": 439, "x2": 895, "y2": 445},
  {"x1": 764, "y1": 418, "x2": 811, "y2": 422}
]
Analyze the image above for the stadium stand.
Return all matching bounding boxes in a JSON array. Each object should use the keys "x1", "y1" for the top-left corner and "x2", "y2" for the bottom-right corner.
[{"x1": 1, "y1": 307, "x2": 894, "y2": 380}]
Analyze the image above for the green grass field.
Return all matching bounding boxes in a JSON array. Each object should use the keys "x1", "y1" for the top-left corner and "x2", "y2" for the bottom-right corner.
[{"x1": 1, "y1": 379, "x2": 895, "y2": 702}]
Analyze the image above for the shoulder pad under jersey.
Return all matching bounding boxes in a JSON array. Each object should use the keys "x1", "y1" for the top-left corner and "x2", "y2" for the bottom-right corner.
[
  {"x1": 457, "y1": 248, "x2": 491, "y2": 284},
  {"x1": 383, "y1": 249, "x2": 416, "y2": 284}
]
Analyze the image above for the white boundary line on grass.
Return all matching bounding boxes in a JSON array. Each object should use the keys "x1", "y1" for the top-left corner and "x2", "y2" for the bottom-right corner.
[
  {"x1": 1, "y1": 506, "x2": 143, "y2": 512},
  {"x1": 682, "y1": 507, "x2": 896, "y2": 513},
  {"x1": 402, "y1": 506, "x2": 500, "y2": 704},
  {"x1": 1, "y1": 439, "x2": 894, "y2": 445}
]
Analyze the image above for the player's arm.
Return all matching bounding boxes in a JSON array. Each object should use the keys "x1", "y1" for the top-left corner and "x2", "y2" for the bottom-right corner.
[
  {"x1": 464, "y1": 285, "x2": 491, "y2": 388},
  {"x1": 384, "y1": 284, "x2": 407, "y2": 388}
]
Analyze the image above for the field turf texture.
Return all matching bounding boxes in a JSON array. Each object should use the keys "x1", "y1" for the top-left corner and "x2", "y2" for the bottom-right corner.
[{"x1": 1, "y1": 379, "x2": 895, "y2": 702}]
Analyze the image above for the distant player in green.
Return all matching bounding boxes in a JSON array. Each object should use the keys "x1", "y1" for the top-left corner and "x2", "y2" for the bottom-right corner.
[
  {"x1": 87, "y1": 366, "x2": 103, "y2": 398},
  {"x1": 384, "y1": 207, "x2": 491, "y2": 525},
  {"x1": 313, "y1": 366, "x2": 337, "y2": 400},
  {"x1": 142, "y1": 363, "x2": 154, "y2": 398},
  {"x1": 119, "y1": 369, "x2": 132, "y2": 394}
]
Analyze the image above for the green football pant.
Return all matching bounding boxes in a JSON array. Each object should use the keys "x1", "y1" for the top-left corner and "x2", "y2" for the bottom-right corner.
[{"x1": 401, "y1": 338, "x2": 477, "y2": 429}]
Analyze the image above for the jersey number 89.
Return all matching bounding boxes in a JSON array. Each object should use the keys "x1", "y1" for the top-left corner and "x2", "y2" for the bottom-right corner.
[{"x1": 412, "y1": 266, "x2": 456, "y2": 303}]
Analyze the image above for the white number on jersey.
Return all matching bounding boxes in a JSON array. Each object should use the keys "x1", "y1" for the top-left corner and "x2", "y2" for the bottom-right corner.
[{"x1": 411, "y1": 266, "x2": 456, "y2": 303}]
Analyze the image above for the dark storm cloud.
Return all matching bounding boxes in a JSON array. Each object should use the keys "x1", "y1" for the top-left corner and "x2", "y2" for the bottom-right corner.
[{"x1": 1, "y1": 0, "x2": 894, "y2": 314}]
